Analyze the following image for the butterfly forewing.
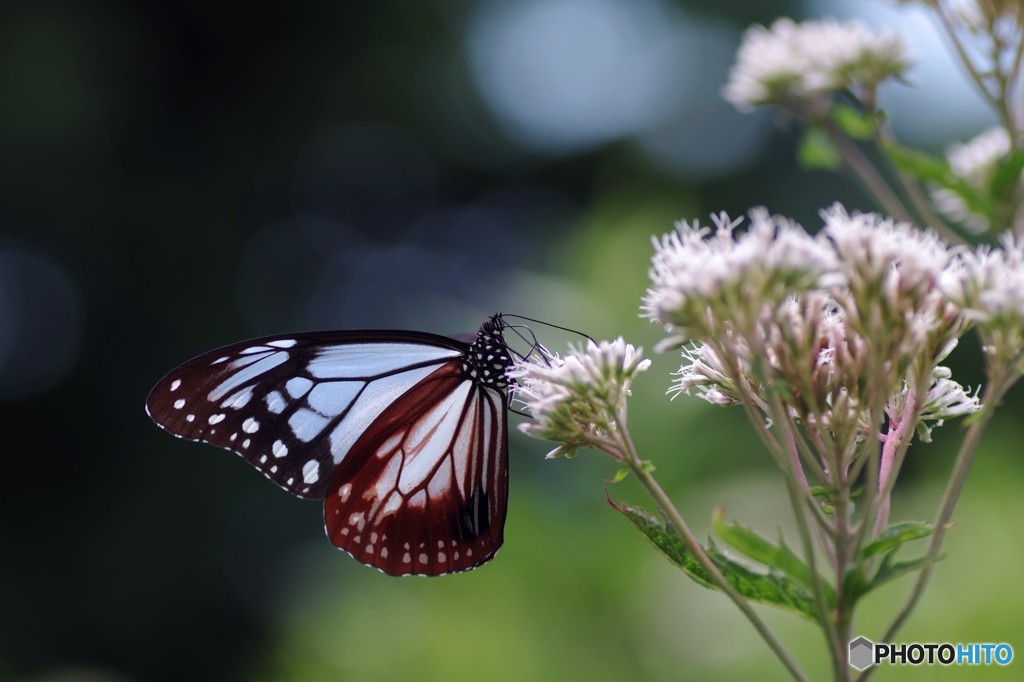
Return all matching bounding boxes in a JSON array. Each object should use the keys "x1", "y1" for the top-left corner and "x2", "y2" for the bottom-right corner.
[
  {"x1": 145, "y1": 331, "x2": 465, "y2": 498},
  {"x1": 324, "y1": 362, "x2": 508, "y2": 575}
]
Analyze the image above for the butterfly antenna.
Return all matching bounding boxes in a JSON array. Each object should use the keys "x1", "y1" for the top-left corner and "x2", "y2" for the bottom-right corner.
[
  {"x1": 505, "y1": 323, "x2": 558, "y2": 366},
  {"x1": 502, "y1": 313, "x2": 596, "y2": 344}
]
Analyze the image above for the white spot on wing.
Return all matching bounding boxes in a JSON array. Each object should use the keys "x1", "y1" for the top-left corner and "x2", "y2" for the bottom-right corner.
[
  {"x1": 185, "y1": 414, "x2": 195, "y2": 422},
  {"x1": 272, "y1": 440, "x2": 288, "y2": 458},
  {"x1": 242, "y1": 417, "x2": 260, "y2": 433},
  {"x1": 173, "y1": 399, "x2": 186, "y2": 410},
  {"x1": 288, "y1": 408, "x2": 329, "y2": 442},
  {"x1": 380, "y1": 492, "x2": 402, "y2": 517},
  {"x1": 265, "y1": 390, "x2": 286, "y2": 414},
  {"x1": 302, "y1": 459, "x2": 320, "y2": 484},
  {"x1": 170, "y1": 379, "x2": 181, "y2": 392},
  {"x1": 268, "y1": 339, "x2": 297, "y2": 348},
  {"x1": 338, "y1": 483, "x2": 352, "y2": 502},
  {"x1": 286, "y1": 377, "x2": 313, "y2": 399},
  {"x1": 208, "y1": 413, "x2": 225, "y2": 425}
]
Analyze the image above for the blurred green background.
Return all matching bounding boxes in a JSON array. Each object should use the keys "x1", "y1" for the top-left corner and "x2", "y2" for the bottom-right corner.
[{"x1": 1, "y1": 0, "x2": 1021, "y2": 680}]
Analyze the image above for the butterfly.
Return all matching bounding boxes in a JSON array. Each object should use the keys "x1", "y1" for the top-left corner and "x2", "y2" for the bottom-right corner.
[{"x1": 146, "y1": 314, "x2": 532, "y2": 576}]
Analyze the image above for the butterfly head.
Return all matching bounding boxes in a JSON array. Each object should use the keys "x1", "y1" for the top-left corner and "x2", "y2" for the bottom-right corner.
[{"x1": 463, "y1": 315, "x2": 513, "y2": 390}]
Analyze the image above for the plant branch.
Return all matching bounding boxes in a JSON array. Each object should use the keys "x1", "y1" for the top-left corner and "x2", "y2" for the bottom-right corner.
[
  {"x1": 821, "y1": 123, "x2": 917, "y2": 226},
  {"x1": 863, "y1": 375, "x2": 1013, "y2": 678},
  {"x1": 614, "y1": 417, "x2": 811, "y2": 682}
]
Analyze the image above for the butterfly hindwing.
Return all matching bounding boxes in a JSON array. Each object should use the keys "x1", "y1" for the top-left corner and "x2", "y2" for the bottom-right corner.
[
  {"x1": 324, "y1": 361, "x2": 509, "y2": 575},
  {"x1": 145, "y1": 331, "x2": 466, "y2": 499}
]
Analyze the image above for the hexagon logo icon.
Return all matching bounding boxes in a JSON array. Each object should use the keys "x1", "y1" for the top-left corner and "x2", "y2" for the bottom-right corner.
[{"x1": 849, "y1": 637, "x2": 875, "y2": 670}]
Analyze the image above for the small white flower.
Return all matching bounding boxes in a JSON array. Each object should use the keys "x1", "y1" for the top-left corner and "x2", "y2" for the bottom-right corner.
[
  {"x1": 724, "y1": 17, "x2": 911, "y2": 112},
  {"x1": 930, "y1": 127, "x2": 1013, "y2": 233},
  {"x1": 943, "y1": 236, "x2": 1024, "y2": 322},
  {"x1": 889, "y1": 366, "x2": 981, "y2": 443},
  {"x1": 822, "y1": 203, "x2": 962, "y2": 383},
  {"x1": 672, "y1": 342, "x2": 740, "y2": 405},
  {"x1": 643, "y1": 208, "x2": 837, "y2": 344},
  {"x1": 510, "y1": 338, "x2": 650, "y2": 456},
  {"x1": 948, "y1": 127, "x2": 1010, "y2": 182},
  {"x1": 822, "y1": 203, "x2": 952, "y2": 292}
]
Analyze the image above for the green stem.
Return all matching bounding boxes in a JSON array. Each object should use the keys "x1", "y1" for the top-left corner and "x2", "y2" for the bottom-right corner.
[
  {"x1": 615, "y1": 419, "x2": 810, "y2": 682},
  {"x1": 874, "y1": 128, "x2": 966, "y2": 246},
  {"x1": 857, "y1": 377, "x2": 1013, "y2": 682},
  {"x1": 933, "y1": 8, "x2": 1005, "y2": 124},
  {"x1": 821, "y1": 123, "x2": 917, "y2": 226}
]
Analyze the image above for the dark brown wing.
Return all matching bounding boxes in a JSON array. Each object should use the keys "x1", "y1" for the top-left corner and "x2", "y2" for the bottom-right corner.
[{"x1": 324, "y1": 361, "x2": 509, "y2": 576}]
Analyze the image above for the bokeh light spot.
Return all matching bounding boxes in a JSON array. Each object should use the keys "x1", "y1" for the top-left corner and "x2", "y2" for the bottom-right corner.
[
  {"x1": 0, "y1": 247, "x2": 82, "y2": 400},
  {"x1": 466, "y1": 0, "x2": 690, "y2": 153}
]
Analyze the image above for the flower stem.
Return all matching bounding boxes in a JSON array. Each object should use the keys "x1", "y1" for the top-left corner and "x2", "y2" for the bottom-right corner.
[
  {"x1": 859, "y1": 378, "x2": 1011, "y2": 682},
  {"x1": 616, "y1": 420, "x2": 810, "y2": 682},
  {"x1": 872, "y1": 391, "x2": 917, "y2": 537},
  {"x1": 821, "y1": 123, "x2": 917, "y2": 227}
]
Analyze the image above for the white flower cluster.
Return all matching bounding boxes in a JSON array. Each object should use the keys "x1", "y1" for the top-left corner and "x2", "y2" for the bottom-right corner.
[
  {"x1": 943, "y1": 236, "x2": 1024, "y2": 368},
  {"x1": 510, "y1": 338, "x2": 651, "y2": 458},
  {"x1": 724, "y1": 18, "x2": 911, "y2": 112},
  {"x1": 643, "y1": 208, "x2": 838, "y2": 347},
  {"x1": 647, "y1": 203, "x2": 987, "y2": 448},
  {"x1": 931, "y1": 127, "x2": 1014, "y2": 233}
]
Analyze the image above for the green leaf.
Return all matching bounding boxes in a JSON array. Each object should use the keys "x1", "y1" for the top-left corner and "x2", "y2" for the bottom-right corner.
[
  {"x1": 844, "y1": 552, "x2": 940, "y2": 605},
  {"x1": 884, "y1": 141, "x2": 995, "y2": 220},
  {"x1": 609, "y1": 498, "x2": 823, "y2": 621},
  {"x1": 712, "y1": 508, "x2": 835, "y2": 605},
  {"x1": 860, "y1": 522, "x2": 932, "y2": 560},
  {"x1": 798, "y1": 128, "x2": 842, "y2": 170},
  {"x1": 843, "y1": 522, "x2": 937, "y2": 605},
  {"x1": 832, "y1": 103, "x2": 879, "y2": 140},
  {"x1": 607, "y1": 466, "x2": 631, "y2": 484},
  {"x1": 990, "y1": 146, "x2": 1024, "y2": 200}
]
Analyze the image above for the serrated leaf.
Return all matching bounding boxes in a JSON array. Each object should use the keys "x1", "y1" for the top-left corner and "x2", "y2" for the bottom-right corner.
[
  {"x1": 712, "y1": 508, "x2": 835, "y2": 605},
  {"x1": 610, "y1": 498, "x2": 822, "y2": 621},
  {"x1": 798, "y1": 128, "x2": 842, "y2": 170},
  {"x1": 860, "y1": 522, "x2": 932, "y2": 560},
  {"x1": 833, "y1": 103, "x2": 879, "y2": 140}
]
